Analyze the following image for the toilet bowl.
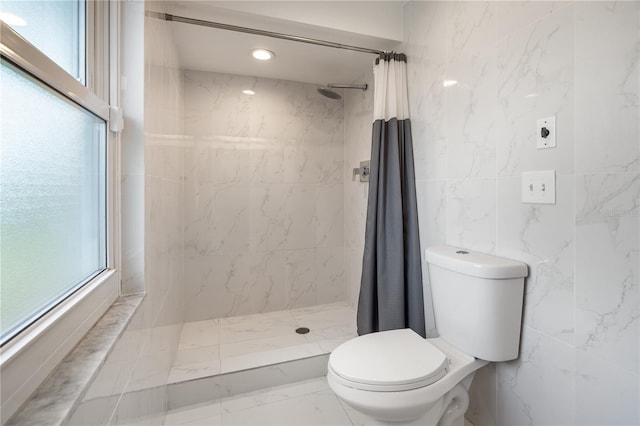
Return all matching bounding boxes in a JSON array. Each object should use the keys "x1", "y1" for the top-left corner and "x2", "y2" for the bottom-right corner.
[
  {"x1": 328, "y1": 330, "x2": 487, "y2": 425},
  {"x1": 328, "y1": 246, "x2": 528, "y2": 425}
]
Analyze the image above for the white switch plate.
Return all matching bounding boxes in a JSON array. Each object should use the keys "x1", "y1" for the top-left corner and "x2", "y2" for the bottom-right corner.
[
  {"x1": 522, "y1": 170, "x2": 556, "y2": 204},
  {"x1": 537, "y1": 116, "x2": 556, "y2": 149}
]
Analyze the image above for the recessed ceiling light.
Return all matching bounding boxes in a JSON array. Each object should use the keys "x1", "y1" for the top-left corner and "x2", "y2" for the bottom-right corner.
[
  {"x1": 443, "y1": 80, "x2": 458, "y2": 87},
  {"x1": 0, "y1": 12, "x2": 27, "y2": 26},
  {"x1": 243, "y1": 89, "x2": 256, "y2": 95},
  {"x1": 251, "y1": 48, "x2": 275, "y2": 61}
]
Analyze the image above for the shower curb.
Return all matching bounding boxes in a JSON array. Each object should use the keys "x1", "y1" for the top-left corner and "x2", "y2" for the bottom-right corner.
[{"x1": 167, "y1": 353, "x2": 330, "y2": 410}]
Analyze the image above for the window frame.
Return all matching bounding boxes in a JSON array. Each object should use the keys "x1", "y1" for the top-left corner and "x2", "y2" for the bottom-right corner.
[
  {"x1": 0, "y1": 1, "x2": 121, "y2": 421},
  {"x1": 0, "y1": 18, "x2": 109, "y2": 120}
]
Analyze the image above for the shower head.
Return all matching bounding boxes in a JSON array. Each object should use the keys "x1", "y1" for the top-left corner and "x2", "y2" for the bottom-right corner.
[
  {"x1": 317, "y1": 87, "x2": 342, "y2": 100},
  {"x1": 317, "y1": 83, "x2": 368, "y2": 100}
]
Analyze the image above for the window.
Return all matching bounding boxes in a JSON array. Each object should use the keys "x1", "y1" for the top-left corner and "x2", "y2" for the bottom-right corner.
[
  {"x1": 0, "y1": 1, "x2": 113, "y2": 345},
  {"x1": 0, "y1": 0, "x2": 86, "y2": 82},
  {"x1": 0, "y1": 60, "x2": 107, "y2": 343}
]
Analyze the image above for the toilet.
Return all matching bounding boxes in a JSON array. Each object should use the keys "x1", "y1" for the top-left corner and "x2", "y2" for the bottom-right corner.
[{"x1": 328, "y1": 245, "x2": 528, "y2": 425}]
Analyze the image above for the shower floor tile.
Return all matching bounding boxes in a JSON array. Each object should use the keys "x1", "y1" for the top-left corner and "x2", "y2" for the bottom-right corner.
[
  {"x1": 178, "y1": 319, "x2": 220, "y2": 350},
  {"x1": 168, "y1": 302, "x2": 356, "y2": 384}
]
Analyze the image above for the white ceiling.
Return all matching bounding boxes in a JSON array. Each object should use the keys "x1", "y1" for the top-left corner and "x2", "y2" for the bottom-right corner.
[{"x1": 159, "y1": 1, "x2": 404, "y2": 85}]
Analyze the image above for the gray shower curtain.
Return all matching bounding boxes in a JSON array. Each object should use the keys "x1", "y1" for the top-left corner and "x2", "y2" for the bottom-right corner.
[{"x1": 357, "y1": 53, "x2": 426, "y2": 338}]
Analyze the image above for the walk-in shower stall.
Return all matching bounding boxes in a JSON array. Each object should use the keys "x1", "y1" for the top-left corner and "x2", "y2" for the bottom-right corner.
[{"x1": 65, "y1": 2, "x2": 399, "y2": 423}]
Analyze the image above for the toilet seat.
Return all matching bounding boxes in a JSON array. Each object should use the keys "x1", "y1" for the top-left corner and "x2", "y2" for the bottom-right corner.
[{"x1": 328, "y1": 329, "x2": 449, "y2": 392}]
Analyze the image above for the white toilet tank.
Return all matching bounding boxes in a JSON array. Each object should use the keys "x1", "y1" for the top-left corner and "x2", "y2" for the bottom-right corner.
[{"x1": 425, "y1": 246, "x2": 528, "y2": 362}]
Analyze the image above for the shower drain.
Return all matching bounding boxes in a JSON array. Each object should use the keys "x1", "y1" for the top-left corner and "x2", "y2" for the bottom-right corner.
[{"x1": 295, "y1": 327, "x2": 310, "y2": 335}]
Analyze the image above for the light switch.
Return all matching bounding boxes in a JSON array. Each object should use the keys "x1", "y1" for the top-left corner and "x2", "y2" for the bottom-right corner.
[
  {"x1": 522, "y1": 170, "x2": 556, "y2": 204},
  {"x1": 537, "y1": 116, "x2": 556, "y2": 149}
]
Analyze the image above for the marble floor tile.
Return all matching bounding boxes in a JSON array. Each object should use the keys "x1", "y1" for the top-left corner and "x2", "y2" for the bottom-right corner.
[
  {"x1": 219, "y1": 333, "x2": 309, "y2": 359},
  {"x1": 164, "y1": 378, "x2": 351, "y2": 426},
  {"x1": 112, "y1": 412, "x2": 167, "y2": 426},
  {"x1": 291, "y1": 304, "x2": 356, "y2": 331},
  {"x1": 303, "y1": 325, "x2": 357, "y2": 353},
  {"x1": 84, "y1": 358, "x2": 136, "y2": 400},
  {"x1": 164, "y1": 402, "x2": 222, "y2": 425},
  {"x1": 168, "y1": 361, "x2": 223, "y2": 385},
  {"x1": 221, "y1": 378, "x2": 352, "y2": 426},
  {"x1": 218, "y1": 312, "x2": 298, "y2": 344},
  {"x1": 220, "y1": 341, "x2": 324, "y2": 374},
  {"x1": 169, "y1": 346, "x2": 221, "y2": 384},
  {"x1": 178, "y1": 320, "x2": 220, "y2": 350},
  {"x1": 170, "y1": 303, "x2": 356, "y2": 384},
  {"x1": 163, "y1": 377, "x2": 477, "y2": 426},
  {"x1": 127, "y1": 353, "x2": 174, "y2": 392},
  {"x1": 221, "y1": 392, "x2": 351, "y2": 425},
  {"x1": 220, "y1": 378, "x2": 330, "y2": 413},
  {"x1": 175, "y1": 345, "x2": 221, "y2": 365}
]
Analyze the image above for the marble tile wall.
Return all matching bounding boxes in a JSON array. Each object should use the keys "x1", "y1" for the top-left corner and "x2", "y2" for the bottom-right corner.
[
  {"x1": 115, "y1": 2, "x2": 186, "y2": 421},
  {"x1": 343, "y1": 72, "x2": 374, "y2": 308},
  {"x1": 403, "y1": 1, "x2": 639, "y2": 425},
  {"x1": 120, "y1": 0, "x2": 145, "y2": 296},
  {"x1": 141, "y1": 0, "x2": 185, "y2": 335},
  {"x1": 183, "y1": 71, "x2": 346, "y2": 321}
]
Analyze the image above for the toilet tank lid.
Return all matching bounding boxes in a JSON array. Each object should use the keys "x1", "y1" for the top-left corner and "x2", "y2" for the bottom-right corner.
[{"x1": 426, "y1": 246, "x2": 528, "y2": 279}]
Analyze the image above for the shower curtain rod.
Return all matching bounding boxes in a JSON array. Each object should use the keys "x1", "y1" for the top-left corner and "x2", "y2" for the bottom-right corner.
[{"x1": 146, "y1": 11, "x2": 386, "y2": 56}]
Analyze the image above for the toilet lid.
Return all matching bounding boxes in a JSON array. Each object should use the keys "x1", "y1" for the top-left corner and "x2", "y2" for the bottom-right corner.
[{"x1": 329, "y1": 329, "x2": 448, "y2": 392}]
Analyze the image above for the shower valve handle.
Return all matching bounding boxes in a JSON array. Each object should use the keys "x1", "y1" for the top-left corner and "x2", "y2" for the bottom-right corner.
[{"x1": 352, "y1": 161, "x2": 370, "y2": 182}]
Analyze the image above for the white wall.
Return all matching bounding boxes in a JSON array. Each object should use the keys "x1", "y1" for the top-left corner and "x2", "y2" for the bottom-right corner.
[
  {"x1": 403, "y1": 1, "x2": 639, "y2": 425},
  {"x1": 205, "y1": 1, "x2": 404, "y2": 41},
  {"x1": 182, "y1": 71, "x2": 346, "y2": 320}
]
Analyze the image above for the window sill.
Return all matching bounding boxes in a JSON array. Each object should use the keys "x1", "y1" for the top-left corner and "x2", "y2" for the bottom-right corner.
[
  {"x1": 2, "y1": 269, "x2": 115, "y2": 365},
  {"x1": 6, "y1": 294, "x2": 144, "y2": 426}
]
